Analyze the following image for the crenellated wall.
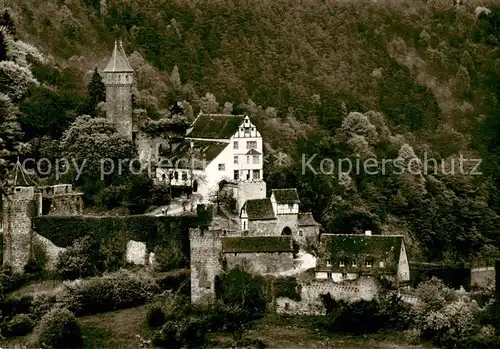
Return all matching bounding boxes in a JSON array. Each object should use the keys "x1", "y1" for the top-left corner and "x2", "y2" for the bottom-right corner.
[{"x1": 275, "y1": 276, "x2": 379, "y2": 316}]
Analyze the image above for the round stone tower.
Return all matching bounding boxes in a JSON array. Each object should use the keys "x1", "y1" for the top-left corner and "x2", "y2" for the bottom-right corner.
[{"x1": 103, "y1": 40, "x2": 134, "y2": 140}]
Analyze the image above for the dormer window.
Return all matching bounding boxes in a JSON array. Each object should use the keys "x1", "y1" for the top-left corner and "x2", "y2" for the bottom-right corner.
[
  {"x1": 339, "y1": 260, "x2": 345, "y2": 267},
  {"x1": 326, "y1": 260, "x2": 332, "y2": 267},
  {"x1": 379, "y1": 261, "x2": 385, "y2": 268}
]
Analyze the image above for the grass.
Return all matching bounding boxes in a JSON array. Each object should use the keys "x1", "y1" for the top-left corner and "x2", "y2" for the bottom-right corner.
[
  {"x1": 79, "y1": 305, "x2": 154, "y2": 349},
  {"x1": 1, "y1": 304, "x2": 431, "y2": 349}
]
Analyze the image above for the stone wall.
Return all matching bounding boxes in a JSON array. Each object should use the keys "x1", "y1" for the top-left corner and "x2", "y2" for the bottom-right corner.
[
  {"x1": 247, "y1": 220, "x2": 277, "y2": 236},
  {"x1": 275, "y1": 214, "x2": 298, "y2": 236},
  {"x1": 190, "y1": 229, "x2": 223, "y2": 305},
  {"x1": 224, "y1": 251, "x2": 294, "y2": 275},
  {"x1": 471, "y1": 267, "x2": 495, "y2": 288},
  {"x1": 105, "y1": 72, "x2": 133, "y2": 139},
  {"x1": 275, "y1": 276, "x2": 379, "y2": 316},
  {"x1": 45, "y1": 194, "x2": 83, "y2": 216},
  {"x1": 296, "y1": 225, "x2": 320, "y2": 247},
  {"x1": 2, "y1": 187, "x2": 36, "y2": 273},
  {"x1": 32, "y1": 233, "x2": 65, "y2": 271},
  {"x1": 233, "y1": 181, "x2": 267, "y2": 212}
]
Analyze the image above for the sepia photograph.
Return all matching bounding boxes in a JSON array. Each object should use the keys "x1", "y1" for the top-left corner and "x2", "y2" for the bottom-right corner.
[{"x1": 0, "y1": 0, "x2": 499, "y2": 348}]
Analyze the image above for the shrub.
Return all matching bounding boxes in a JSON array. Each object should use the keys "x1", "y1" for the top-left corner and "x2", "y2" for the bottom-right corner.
[
  {"x1": 147, "y1": 305, "x2": 166, "y2": 328},
  {"x1": 35, "y1": 308, "x2": 82, "y2": 349},
  {"x1": 376, "y1": 292, "x2": 414, "y2": 330},
  {"x1": 0, "y1": 295, "x2": 33, "y2": 320},
  {"x1": 56, "y1": 236, "x2": 100, "y2": 280},
  {"x1": 153, "y1": 242, "x2": 187, "y2": 272},
  {"x1": 55, "y1": 269, "x2": 159, "y2": 316},
  {"x1": 152, "y1": 317, "x2": 206, "y2": 349},
  {"x1": 5, "y1": 313, "x2": 34, "y2": 337},
  {"x1": 215, "y1": 268, "x2": 266, "y2": 314},
  {"x1": 420, "y1": 300, "x2": 479, "y2": 348},
  {"x1": 30, "y1": 292, "x2": 56, "y2": 320}
]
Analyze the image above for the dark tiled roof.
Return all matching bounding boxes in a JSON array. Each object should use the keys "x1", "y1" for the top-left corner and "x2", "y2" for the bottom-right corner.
[
  {"x1": 317, "y1": 234, "x2": 404, "y2": 273},
  {"x1": 12, "y1": 160, "x2": 38, "y2": 187},
  {"x1": 222, "y1": 236, "x2": 293, "y2": 253},
  {"x1": 246, "y1": 149, "x2": 261, "y2": 155},
  {"x1": 298, "y1": 212, "x2": 319, "y2": 226},
  {"x1": 272, "y1": 189, "x2": 300, "y2": 204},
  {"x1": 159, "y1": 140, "x2": 228, "y2": 169},
  {"x1": 243, "y1": 198, "x2": 276, "y2": 220},
  {"x1": 187, "y1": 114, "x2": 245, "y2": 139},
  {"x1": 103, "y1": 41, "x2": 133, "y2": 73}
]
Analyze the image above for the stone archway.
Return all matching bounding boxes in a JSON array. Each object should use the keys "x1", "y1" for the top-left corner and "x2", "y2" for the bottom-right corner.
[{"x1": 281, "y1": 226, "x2": 292, "y2": 236}]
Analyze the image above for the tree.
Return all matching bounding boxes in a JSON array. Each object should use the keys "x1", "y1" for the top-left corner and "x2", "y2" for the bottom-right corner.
[
  {"x1": 0, "y1": 61, "x2": 38, "y2": 101},
  {"x1": 0, "y1": 8, "x2": 16, "y2": 37},
  {"x1": 87, "y1": 68, "x2": 106, "y2": 113},
  {"x1": 60, "y1": 116, "x2": 136, "y2": 188},
  {"x1": 0, "y1": 93, "x2": 25, "y2": 194},
  {"x1": 199, "y1": 92, "x2": 218, "y2": 113}
]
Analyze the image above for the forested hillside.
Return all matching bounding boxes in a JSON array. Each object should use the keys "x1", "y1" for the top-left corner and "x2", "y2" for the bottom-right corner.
[{"x1": 2, "y1": 0, "x2": 500, "y2": 264}]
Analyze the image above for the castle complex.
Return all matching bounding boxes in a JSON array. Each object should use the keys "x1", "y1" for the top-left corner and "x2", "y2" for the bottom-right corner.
[{"x1": 1, "y1": 42, "x2": 411, "y2": 313}]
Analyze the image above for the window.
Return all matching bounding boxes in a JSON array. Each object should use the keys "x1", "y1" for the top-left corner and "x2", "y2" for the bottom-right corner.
[
  {"x1": 339, "y1": 261, "x2": 345, "y2": 267},
  {"x1": 218, "y1": 164, "x2": 225, "y2": 171},
  {"x1": 243, "y1": 221, "x2": 247, "y2": 230},
  {"x1": 352, "y1": 262, "x2": 357, "y2": 267},
  {"x1": 234, "y1": 156, "x2": 239, "y2": 164},
  {"x1": 327, "y1": 272, "x2": 332, "y2": 279},
  {"x1": 244, "y1": 128, "x2": 250, "y2": 137},
  {"x1": 181, "y1": 172, "x2": 188, "y2": 180},
  {"x1": 326, "y1": 260, "x2": 332, "y2": 267},
  {"x1": 298, "y1": 229, "x2": 303, "y2": 237},
  {"x1": 365, "y1": 258, "x2": 373, "y2": 268},
  {"x1": 233, "y1": 141, "x2": 238, "y2": 149},
  {"x1": 234, "y1": 170, "x2": 239, "y2": 180},
  {"x1": 253, "y1": 170, "x2": 260, "y2": 179},
  {"x1": 174, "y1": 171, "x2": 179, "y2": 180},
  {"x1": 253, "y1": 155, "x2": 259, "y2": 164},
  {"x1": 379, "y1": 261, "x2": 385, "y2": 268},
  {"x1": 246, "y1": 141, "x2": 257, "y2": 149},
  {"x1": 342, "y1": 272, "x2": 347, "y2": 279}
]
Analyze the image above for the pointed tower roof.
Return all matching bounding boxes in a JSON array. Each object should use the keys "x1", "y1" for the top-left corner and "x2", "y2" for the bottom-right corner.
[
  {"x1": 12, "y1": 157, "x2": 38, "y2": 187},
  {"x1": 103, "y1": 40, "x2": 134, "y2": 73}
]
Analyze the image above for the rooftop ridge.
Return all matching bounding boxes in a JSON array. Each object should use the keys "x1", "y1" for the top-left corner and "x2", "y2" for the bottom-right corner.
[{"x1": 321, "y1": 233, "x2": 404, "y2": 237}]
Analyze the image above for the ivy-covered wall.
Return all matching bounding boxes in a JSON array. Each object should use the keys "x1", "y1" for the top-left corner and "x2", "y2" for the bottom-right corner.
[{"x1": 32, "y1": 212, "x2": 212, "y2": 260}]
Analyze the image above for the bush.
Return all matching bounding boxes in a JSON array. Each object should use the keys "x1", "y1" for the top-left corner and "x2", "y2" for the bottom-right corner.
[
  {"x1": 35, "y1": 308, "x2": 82, "y2": 349},
  {"x1": 5, "y1": 313, "x2": 34, "y2": 337},
  {"x1": 153, "y1": 242, "x2": 187, "y2": 272},
  {"x1": 419, "y1": 300, "x2": 479, "y2": 348},
  {"x1": 30, "y1": 292, "x2": 56, "y2": 320},
  {"x1": 56, "y1": 236, "x2": 100, "y2": 280},
  {"x1": 55, "y1": 269, "x2": 159, "y2": 316},
  {"x1": 147, "y1": 305, "x2": 166, "y2": 328},
  {"x1": 0, "y1": 295, "x2": 33, "y2": 320},
  {"x1": 215, "y1": 268, "x2": 266, "y2": 314},
  {"x1": 152, "y1": 317, "x2": 207, "y2": 349}
]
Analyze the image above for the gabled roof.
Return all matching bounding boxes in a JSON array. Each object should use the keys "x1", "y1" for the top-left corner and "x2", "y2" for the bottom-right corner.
[
  {"x1": 243, "y1": 198, "x2": 276, "y2": 220},
  {"x1": 298, "y1": 212, "x2": 320, "y2": 226},
  {"x1": 246, "y1": 149, "x2": 261, "y2": 155},
  {"x1": 317, "y1": 234, "x2": 404, "y2": 273},
  {"x1": 187, "y1": 114, "x2": 245, "y2": 139},
  {"x1": 103, "y1": 40, "x2": 134, "y2": 73},
  {"x1": 158, "y1": 140, "x2": 227, "y2": 169},
  {"x1": 271, "y1": 188, "x2": 300, "y2": 204},
  {"x1": 222, "y1": 236, "x2": 293, "y2": 253}
]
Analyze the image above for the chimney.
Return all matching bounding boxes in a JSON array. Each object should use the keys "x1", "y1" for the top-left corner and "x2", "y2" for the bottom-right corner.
[{"x1": 365, "y1": 230, "x2": 372, "y2": 236}]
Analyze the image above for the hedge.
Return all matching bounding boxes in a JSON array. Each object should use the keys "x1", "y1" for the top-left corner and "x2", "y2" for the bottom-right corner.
[{"x1": 32, "y1": 214, "x2": 210, "y2": 252}]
